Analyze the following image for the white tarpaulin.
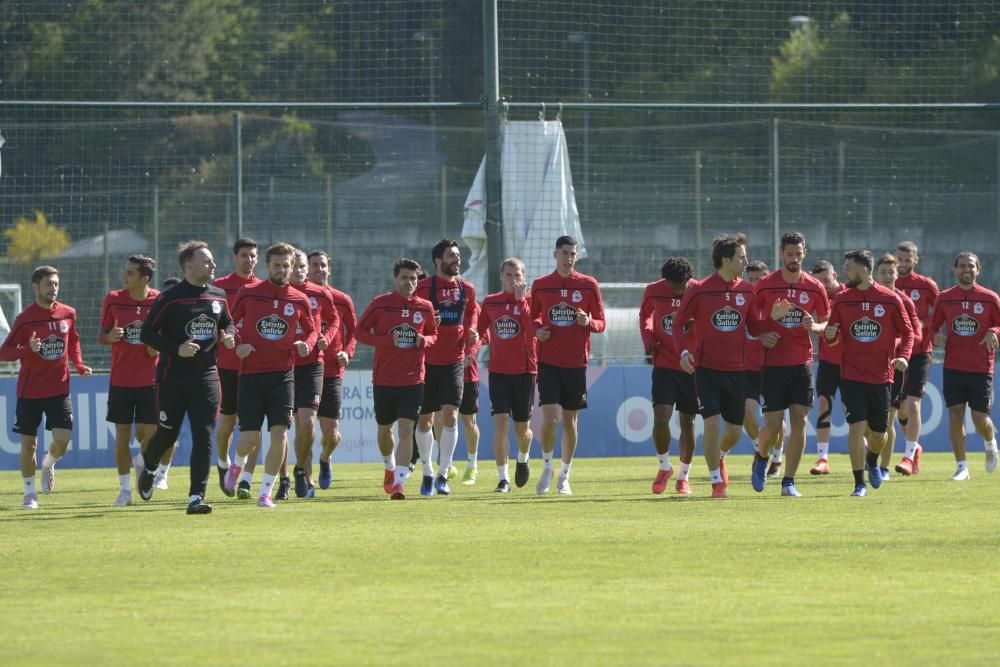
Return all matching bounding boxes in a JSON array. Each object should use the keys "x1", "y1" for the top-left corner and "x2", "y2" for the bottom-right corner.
[{"x1": 461, "y1": 120, "x2": 586, "y2": 294}]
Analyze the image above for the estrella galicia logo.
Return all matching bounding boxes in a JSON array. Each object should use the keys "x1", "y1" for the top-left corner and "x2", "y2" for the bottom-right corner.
[
  {"x1": 711, "y1": 306, "x2": 742, "y2": 332},
  {"x1": 494, "y1": 315, "x2": 521, "y2": 340},
  {"x1": 185, "y1": 314, "x2": 218, "y2": 341},
  {"x1": 548, "y1": 302, "x2": 578, "y2": 327},
  {"x1": 850, "y1": 317, "x2": 882, "y2": 343},
  {"x1": 124, "y1": 320, "x2": 144, "y2": 345},
  {"x1": 778, "y1": 306, "x2": 804, "y2": 329},
  {"x1": 952, "y1": 313, "x2": 980, "y2": 337},
  {"x1": 391, "y1": 323, "x2": 418, "y2": 348},
  {"x1": 256, "y1": 314, "x2": 290, "y2": 341},
  {"x1": 39, "y1": 335, "x2": 66, "y2": 361},
  {"x1": 660, "y1": 312, "x2": 675, "y2": 335}
]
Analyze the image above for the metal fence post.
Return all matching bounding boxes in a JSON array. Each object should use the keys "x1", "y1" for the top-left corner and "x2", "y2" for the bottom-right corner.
[
  {"x1": 770, "y1": 117, "x2": 780, "y2": 269},
  {"x1": 483, "y1": 0, "x2": 504, "y2": 295},
  {"x1": 233, "y1": 112, "x2": 244, "y2": 241}
]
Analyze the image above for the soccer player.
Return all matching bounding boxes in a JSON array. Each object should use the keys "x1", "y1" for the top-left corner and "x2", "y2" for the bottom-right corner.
[
  {"x1": 459, "y1": 299, "x2": 483, "y2": 485},
  {"x1": 222, "y1": 243, "x2": 317, "y2": 508},
  {"x1": 98, "y1": 255, "x2": 163, "y2": 506},
  {"x1": 213, "y1": 238, "x2": 261, "y2": 499},
  {"x1": 477, "y1": 257, "x2": 537, "y2": 493},
  {"x1": 809, "y1": 260, "x2": 845, "y2": 474},
  {"x1": 673, "y1": 234, "x2": 766, "y2": 499},
  {"x1": 414, "y1": 240, "x2": 477, "y2": 496},
  {"x1": 307, "y1": 250, "x2": 357, "y2": 489},
  {"x1": 752, "y1": 231, "x2": 830, "y2": 497},
  {"x1": 926, "y1": 251, "x2": 1000, "y2": 480},
  {"x1": 137, "y1": 241, "x2": 234, "y2": 514},
  {"x1": 0, "y1": 266, "x2": 92, "y2": 510},
  {"x1": 640, "y1": 256, "x2": 699, "y2": 495},
  {"x1": 893, "y1": 241, "x2": 940, "y2": 476},
  {"x1": 873, "y1": 254, "x2": 920, "y2": 480},
  {"x1": 531, "y1": 235, "x2": 606, "y2": 496},
  {"x1": 742, "y1": 260, "x2": 784, "y2": 478},
  {"x1": 824, "y1": 250, "x2": 913, "y2": 497},
  {"x1": 356, "y1": 258, "x2": 438, "y2": 499},
  {"x1": 289, "y1": 249, "x2": 339, "y2": 497}
]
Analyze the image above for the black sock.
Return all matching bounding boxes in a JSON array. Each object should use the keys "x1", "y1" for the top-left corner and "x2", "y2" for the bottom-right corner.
[
  {"x1": 853, "y1": 469, "x2": 864, "y2": 485},
  {"x1": 866, "y1": 451, "x2": 880, "y2": 470},
  {"x1": 781, "y1": 476, "x2": 793, "y2": 487}
]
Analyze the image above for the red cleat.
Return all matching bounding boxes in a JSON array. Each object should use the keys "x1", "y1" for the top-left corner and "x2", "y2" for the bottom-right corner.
[
  {"x1": 767, "y1": 460, "x2": 782, "y2": 478},
  {"x1": 809, "y1": 458, "x2": 830, "y2": 475},
  {"x1": 675, "y1": 479, "x2": 692, "y2": 495},
  {"x1": 383, "y1": 469, "x2": 395, "y2": 494},
  {"x1": 390, "y1": 483, "x2": 405, "y2": 499},
  {"x1": 652, "y1": 468, "x2": 674, "y2": 494},
  {"x1": 711, "y1": 481, "x2": 728, "y2": 499},
  {"x1": 894, "y1": 457, "x2": 914, "y2": 476},
  {"x1": 912, "y1": 444, "x2": 923, "y2": 474},
  {"x1": 719, "y1": 457, "x2": 729, "y2": 485}
]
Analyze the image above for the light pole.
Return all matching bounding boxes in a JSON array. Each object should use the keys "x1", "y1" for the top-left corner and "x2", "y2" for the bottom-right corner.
[{"x1": 568, "y1": 31, "x2": 590, "y2": 217}]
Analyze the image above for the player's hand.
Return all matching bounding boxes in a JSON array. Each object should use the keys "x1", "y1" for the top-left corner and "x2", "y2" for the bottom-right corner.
[
  {"x1": 28, "y1": 330, "x2": 41, "y2": 353},
  {"x1": 434, "y1": 311, "x2": 442, "y2": 326},
  {"x1": 78, "y1": 365, "x2": 93, "y2": 376},
  {"x1": 679, "y1": 351, "x2": 696, "y2": 375},
  {"x1": 463, "y1": 355, "x2": 472, "y2": 368},
  {"x1": 980, "y1": 331, "x2": 998, "y2": 352},
  {"x1": 893, "y1": 357, "x2": 909, "y2": 372},
  {"x1": 934, "y1": 332, "x2": 945, "y2": 347},
  {"x1": 645, "y1": 341, "x2": 660, "y2": 355},
  {"x1": 535, "y1": 326, "x2": 551, "y2": 342},
  {"x1": 106, "y1": 319, "x2": 124, "y2": 343},
  {"x1": 178, "y1": 337, "x2": 200, "y2": 358},
  {"x1": 294, "y1": 341, "x2": 310, "y2": 357},
  {"x1": 771, "y1": 298, "x2": 793, "y2": 321},
  {"x1": 219, "y1": 331, "x2": 235, "y2": 349},
  {"x1": 575, "y1": 309, "x2": 590, "y2": 327},
  {"x1": 235, "y1": 343, "x2": 255, "y2": 359},
  {"x1": 468, "y1": 329, "x2": 479, "y2": 346},
  {"x1": 824, "y1": 323, "x2": 840, "y2": 341},
  {"x1": 801, "y1": 312, "x2": 815, "y2": 331},
  {"x1": 336, "y1": 351, "x2": 349, "y2": 368},
  {"x1": 146, "y1": 345, "x2": 159, "y2": 357},
  {"x1": 415, "y1": 334, "x2": 426, "y2": 348},
  {"x1": 759, "y1": 331, "x2": 780, "y2": 349},
  {"x1": 317, "y1": 337, "x2": 329, "y2": 351},
  {"x1": 514, "y1": 281, "x2": 527, "y2": 300}
]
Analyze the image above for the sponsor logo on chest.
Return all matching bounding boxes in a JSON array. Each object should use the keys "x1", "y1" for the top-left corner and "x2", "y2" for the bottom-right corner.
[
  {"x1": 494, "y1": 315, "x2": 521, "y2": 340},
  {"x1": 392, "y1": 323, "x2": 418, "y2": 348},
  {"x1": 257, "y1": 314, "x2": 290, "y2": 340},
  {"x1": 185, "y1": 314, "x2": 218, "y2": 341},
  {"x1": 711, "y1": 306, "x2": 742, "y2": 332},
  {"x1": 778, "y1": 306, "x2": 805, "y2": 329},
  {"x1": 39, "y1": 335, "x2": 66, "y2": 361},
  {"x1": 850, "y1": 316, "x2": 882, "y2": 343},
  {"x1": 548, "y1": 302, "x2": 578, "y2": 327},
  {"x1": 660, "y1": 312, "x2": 675, "y2": 335},
  {"x1": 952, "y1": 313, "x2": 980, "y2": 337},
  {"x1": 124, "y1": 320, "x2": 144, "y2": 345}
]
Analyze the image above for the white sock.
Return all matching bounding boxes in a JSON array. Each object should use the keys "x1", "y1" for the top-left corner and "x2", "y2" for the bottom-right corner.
[
  {"x1": 239, "y1": 471, "x2": 253, "y2": 484},
  {"x1": 155, "y1": 464, "x2": 169, "y2": 478},
  {"x1": 542, "y1": 450, "x2": 555, "y2": 470},
  {"x1": 498, "y1": 464, "x2": 509, "y2": 482},
  {"x1": 709, "y1": 468, "x2": 723, "y2": 484},
  {"x1": 657, "y1": 452, "x2": 672, "y2": 471},
  {"x1": 119, "y1": 474, "x2": 131, "y2": 492},
  {"x1": 42, "y1": 453, "x2": 57, "y2": 468},
  {"x1": 467, "y1": 453, "x2": 478, "y2": 469},
  {"x1": 415, "y1": 428, "x2": 434, "y2": 475},
  {"x1": 217, "y1": 454, "x2": 230, "y2": 468},
  {"x1": 439, "y1": 426, "x2": 458, "y2": 472},
  {"x1": 235, "y1": 453, "x2": 248, "y2": 468},
  {"x1": 770, "y1": 447, "x2": 783, "y2": 462},
  {"x1": 678, "y1": 462, "x2": 691, "y2": 481},
  {"x1": 720, "y1": 450, "x2": 728, "y2": 461},
  {"x1": 382, "y1": 455, "x2": 394, "y2": 471},
  {"x1": 904, "y1": 440, "x2": 918, "y2": 459},
  {"x1": 517, "y1": 450, "x2": 529, "y2": 463},
  {"x1": 559, "y1": 461, "x2": 572, "y2": 479},
  {"x1": 188, "y1": 494, "x2": 201, "y2": 504},
  {"x1": 984, "y1": 437, "x2": 998, "y2": 453},
  {"x1": 817, "y1": 441, "x2": 830, "y2": 460},
  {"x1": 23, "y1": 476, "x2": 36, "y2": 495},
  {"x1": 957, "y1": 460, "x2": 969, "y2": 472},
  {"x1": 260, "y1": 473, "x2": 276, "y2": 498},
  {"x1": 394, "y1": 465, "x2": 409, "y2": 487}
]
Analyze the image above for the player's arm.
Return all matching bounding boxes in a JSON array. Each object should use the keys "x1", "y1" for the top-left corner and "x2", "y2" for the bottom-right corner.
[
  {"x1": 97, "y1": 296, "x2": 122, "y2": 345},
  {"x1": 927, "y1": 300, "x2": 946, "y2": 347},
  {"x1": 893, "y1": 295, "x2": 915, "y2": 361},
  {"x1": 905, "y1": 296, "x2": 921, "y2": 343},
  {"x1": 671, "y1": 288, "x2": 697, "y2": 367},
  {"x1": 0, "y1": 316, "x2": 31, "y2": 361},
  {"x1": 418, "y1": 303, "x2": 438, "y2": 349},
  {"x1": 475, "y1": 302, "x2": 491, "y2": 346},
  {"x1": 339, "y1": 297, "x2": 358, "y2": 358},
  {"x1": 140, "y1": 293, "x2": 181, "y2": 354},
  {"x1": 354, "y1": 304, "x2": 394, "y2": 348},
  {"x1": 463, "y1": 291, "x2": 479, "y2": 355},
  {"x1": 638, "y1": 290, "x2": 657, "y2": 352},
  {"x1": 824, "y1": 301, "x2": 843, "y2": 344},
  {"x1": 68, "y1": 315, "x2": 91, "y2": 375},
  {"x1": 586, "y1": 280, "x2": 606, "y2": 333},
  {"x1": 296, "y1": 298, "x2": 319, "y2": 353},
  {"x1": 319, "y1": 294, "x2": 340, "y2": 349}
]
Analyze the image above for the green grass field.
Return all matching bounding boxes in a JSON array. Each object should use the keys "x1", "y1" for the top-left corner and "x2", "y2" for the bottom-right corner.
[{"x1": 2, "y1": 453, "x2": 998, "y2": 666}]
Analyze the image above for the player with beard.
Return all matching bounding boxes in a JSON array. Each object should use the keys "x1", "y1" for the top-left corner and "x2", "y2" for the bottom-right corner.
[
  {"x1": 639, "y1": 256, "x2": 699, "y2": 495},
  {"x1": 1, "y1": 266, "x2": 92, "y2": 510},
  {"x1": 222, "y1": 243, "x2": 317, "y2": 508},
  {"x1": 893, "y1": 241, "x2": 940, "y2": 476},
  {"x1": 751, "y1": 232, "x2": 830, "y2": 497},
  {"x1": 824, "y1": 250, "x2": 913, "y2": 497},
  {"x1": 927, "y1": 251, "x2": 1000, "y2": 480},
  {"x1": 414, "y1": 240, "x2": 478, "y2": 496},
  {"x1": 809, "y1": 260, "x2": 846, "y2": 474}
]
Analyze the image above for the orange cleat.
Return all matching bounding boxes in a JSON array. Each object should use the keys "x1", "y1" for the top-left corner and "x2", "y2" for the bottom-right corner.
[
  {"x1": 719, "y1": 457, "x2": 729, "y2": 485},
  {"x1": 711, "y1": 481, "x2": 728, "y2": 499},
  {"x1": 809, "y1": 458, "x2": 830, "y2": 475},
  {"x1": 894, "y1": 457, "x2": 914, "y2": 476},
  {"x1": 383, "y1": 469, "x2": 395, "y2": 494},
  {"x1": 390, "y1": 483, "x2": 405, "y2": 499},
  {"x1": 652, "y1": 468, "x2": 674, "y2": 495},
  {"x1": 675, "y1": 479, "x2": 692, "y2": 495},
  {"x1": 912, "y1": 444, "x2": 923, "y2": 474}
]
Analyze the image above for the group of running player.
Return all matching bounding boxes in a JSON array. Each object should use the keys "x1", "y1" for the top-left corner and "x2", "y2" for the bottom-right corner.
[{"x1": 1, "y1": 231, "x2": 996, "y2": 511}]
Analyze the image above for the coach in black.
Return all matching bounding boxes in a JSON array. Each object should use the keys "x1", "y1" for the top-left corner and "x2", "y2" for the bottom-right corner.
[{"x1": 138, "y1": 240, "x2": 235, "y2": 514}]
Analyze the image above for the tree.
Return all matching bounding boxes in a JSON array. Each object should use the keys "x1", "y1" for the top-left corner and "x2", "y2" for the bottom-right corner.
[{"x1": 4, "y1": 210, "x2": 70, "y2": 263}]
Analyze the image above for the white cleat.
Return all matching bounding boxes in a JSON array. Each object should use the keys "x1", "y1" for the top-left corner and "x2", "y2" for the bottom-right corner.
[
  {"x1": 535, "y1": 467, "x2": 553, "y2": 495},
  {"x1": 154, "y1": 475, "x2": 169, "y2": 490},
  {"x1": 986, "y1": 450, "x2": 998, "y2": 474},
  {"x1": 41, "y1": 465, "x2": 55, "y2": 494},
  {"x1": 951, "y1": 467, "x2": 971, "y2": 481},
  {"x1": 113, "y1": 489, "x2": 134, "y2": 507},
  {"x1": 556, "y1": 475, "x2": 572, "y2": 495},
  {"x1": 22, "y1": 493, "x2": 38, "y2": 510}
]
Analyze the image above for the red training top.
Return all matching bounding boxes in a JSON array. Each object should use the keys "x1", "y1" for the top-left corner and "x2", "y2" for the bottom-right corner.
[
  {"x1": 477, "y1": 290, "x2": 537, "y2": 375},
  {"x1": 827, "y1": 282, "x2": 914, "y2": 384},
  {"x1": 291, "y1": 280, "x2": 339, "y2": 367},
  {"x1": 415, "y1": 275, "x2": 477, "y2": 366},
  {"x1": 928, "y1": 283, "x2": 1000, "y2": 374},
  {"x1": 323, "y1": 285, "x2": 358, "y2": 379},
  {"x1": 895, "y1": 271, "x2": 939, "y2": 356},
  {"x1": 231, "y1": 280, "x2": 318, "y2": 375},
  {"x1": 356, "y1": 291, "x2": 439, "y2": 386},
  {"x1": 530, "y1": 270, "x2": 606, "y2": 369},
  {"x1": 753, "y1": 270, "x2": 830, "y2": 367},
  {"x1": 214, "y1": 272, "x2": 262, "y2": 371},
  {"x1": 0, "y1": 302, "x2": 86, "y2": 399},
  {"x1": 639, "y1": 278, "x2": 696, "y2": 372},
  {"x1": 100, "y1": 288, "x2": 160, "y2": 387}
]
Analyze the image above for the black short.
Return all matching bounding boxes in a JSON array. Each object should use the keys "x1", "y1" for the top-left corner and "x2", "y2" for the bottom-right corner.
[
  {"x1": 12, "y1": 395, "x2": 73, "y2": 436},
  {"x1": 943, "y1": 369, "x2": 994, "y2": 413},
  {"x1": 816, "y1": 361, "x2": 841, "y2": 400},
  {"x1": 460, "y1": 381, "x2": 479, "y2": 415},
  {"x1": 318, "y1": 376, "x2": 343, "y2": 419},
  {"x1": 238, "y1": 371, "x2": 294, "y2": 431},
  {"x1": 761, "y1": 364, "x2": 814, "y2": 412},
  {"x1": 890, "y1": 368, "x2": 906, "y2": 409},
  {"x1": 374, "y1": 384, "x2": 424, "y2": 425},
  {"x1": 744, "y1": 370, "x2": 762, "y2": 404},
  {"x1": 294, "y1": 363, "x2": 323, "y2": 411},
  {"x1": 652, "y1": 368, "x2": 699, "y2": 415},
  {"x1": 219, "y1": 368, "x2": 239, "y2": 416},
  {"x1": 841, "y1": 379, "x2": 890, "y2": 433},
  {"x1": 106, "y1": 385, "x2": 157, "y2": 425},
  {"x1": 420, "y1": 362, "x2": 464, "y2": 414},
  {"x1": 695, "y1": 367, "x2": 744, "y2": 425},
  {"x1": 489, "y1": 372, "x2": 535, "y2": 422},
  {"x1": 538, "y1": 363, "x2": 588, "y2": 411},
  {"x1": 904, "y1": 352, "x2": 932, "y2": 399}
]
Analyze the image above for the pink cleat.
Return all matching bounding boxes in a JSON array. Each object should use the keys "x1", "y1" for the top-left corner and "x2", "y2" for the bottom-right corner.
[
  {"x1": 257, "y1": 494, "x2": 275, "y2": 509},
  {"x1": 224, "y1": 463, "x2": 242, "y2": 495},
  {"x1": 675, "y1": 479, "x2": 692, "y2": 496},
  {"x1": 383, "y1": 469, "x2": 395, "y2": 494},
  {"x1": 652, "y1": 468, "x2": 674, "y2": 495},
  {"x1": 390, "y1": 483, "x2": 405, "y2": 500}
]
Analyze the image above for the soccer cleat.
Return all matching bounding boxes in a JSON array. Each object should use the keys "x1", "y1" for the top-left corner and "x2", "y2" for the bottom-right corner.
[
  {"x1": 446, "y1": 465, "x2": 459, "y2": 480},
  {"x1": 223, "y1": 464, "x2": 242, "y2": 496},
  {"x1": 767, "y1": 460, "x2": 782, "y2": 478},
  {"x1": 809, "y1": 458, "x2": 830, "y2": 475},
  {"x1": 912, "y1": 444, "x2": 923, "y2": 474},
  {"x1": 236, "y1": 480, "x2": 252, "y2": 500},
  {"x1": 420, "y1": 475, "x2": 435, "y2": 497},
  {"x1": 556, "y1": 475, "x2": 572, "y2": 495},
  {"x1": 383, "y1": 469, "x2": 395, "y2": 494},
  {"x1": 868, "y1": 464, "x2": 883, "y2": 489},
  {"x1": 293, "y1": 467, "x2": 308, "y2": 498},
  {"x1": 535, "y1": 467, "x2": 554, "y2": 495},
  {"x1": 257, "y1": 494, "x2": 276, "y2": 509},
  {"x1": 461, "y1": 466, "x2": 478, "y2": 485},
  {"x1": 154, "y1": 474, "x2": 168, "y2": 490},
  {"x1": 41, "y1": 464, "x2": 55, "y2": 494},
  {"x1": 390, "y1": 483, "x2": 405, "y2": 500},
  {"x1": 879, "y1": 467, "x2": 891, "y2": 483},
  {"x1": 514, "y1": 461, "x2": 531, "y2": 488},
  {"x1": 651, "y1": 468, "x2": 673, "y2": 495},
  {"x1": 137, "y1": 468, "x2": 156, "y2": 501},
  {"x1": 719, "y1": 457, "x2": 729, "y2": 485},
  {"x1": 495, "y1": 479, "x2": 511, "y2": 493},
  {"x1": 895, "y1": 457, "x2": 915, "y2": 476},
  {"x1": 304, "y1": 485, "x2": 315, "y2": 499},
  {"x1": 711, "y1": 482, "x2": 727, "y2": 499},
  {"x1": 434, "y1": 475, "x2": 451, "y2": 496},
  {"x1": 986, "y1": 449, "x2": 998, "y2": 474},
  {"x1": 675, "y1": 479, "x2": 692, "y2": 495},
  {"x1": 780, "y1": 482, "x2": 801, "y2": 497},
  {"x1": 22, "y1": 493, "x2": 39, "y2": 510},
  {"x1": 186, "y1": 497, "x2": 213, "y2": 514},
  {"x1": 318, "y1": 460, "x2": 333, "y2": 489},
  {"x1": 275, "y1": 477, "x2": 291, "y2": 501},
  {"x1": 851, "y1": 484, "x2": 867, "y2": 497},
  {"x1": 751, "y1": 455, "x2": 768, "y2": 492},
  {"x1": 951, "y1": 467, "x2": 971, "y2": 481},
  {"x1": 113, "y1": 489, "x2": 134, "y2": 507},
  {"x1": 218, "y1": 465, "x2": 234, "y2": 497}
]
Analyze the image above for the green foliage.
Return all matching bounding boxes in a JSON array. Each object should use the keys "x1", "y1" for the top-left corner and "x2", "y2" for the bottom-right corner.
[{"x1": 3, "y1": 210, "x2": 70, "y2": 263}]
